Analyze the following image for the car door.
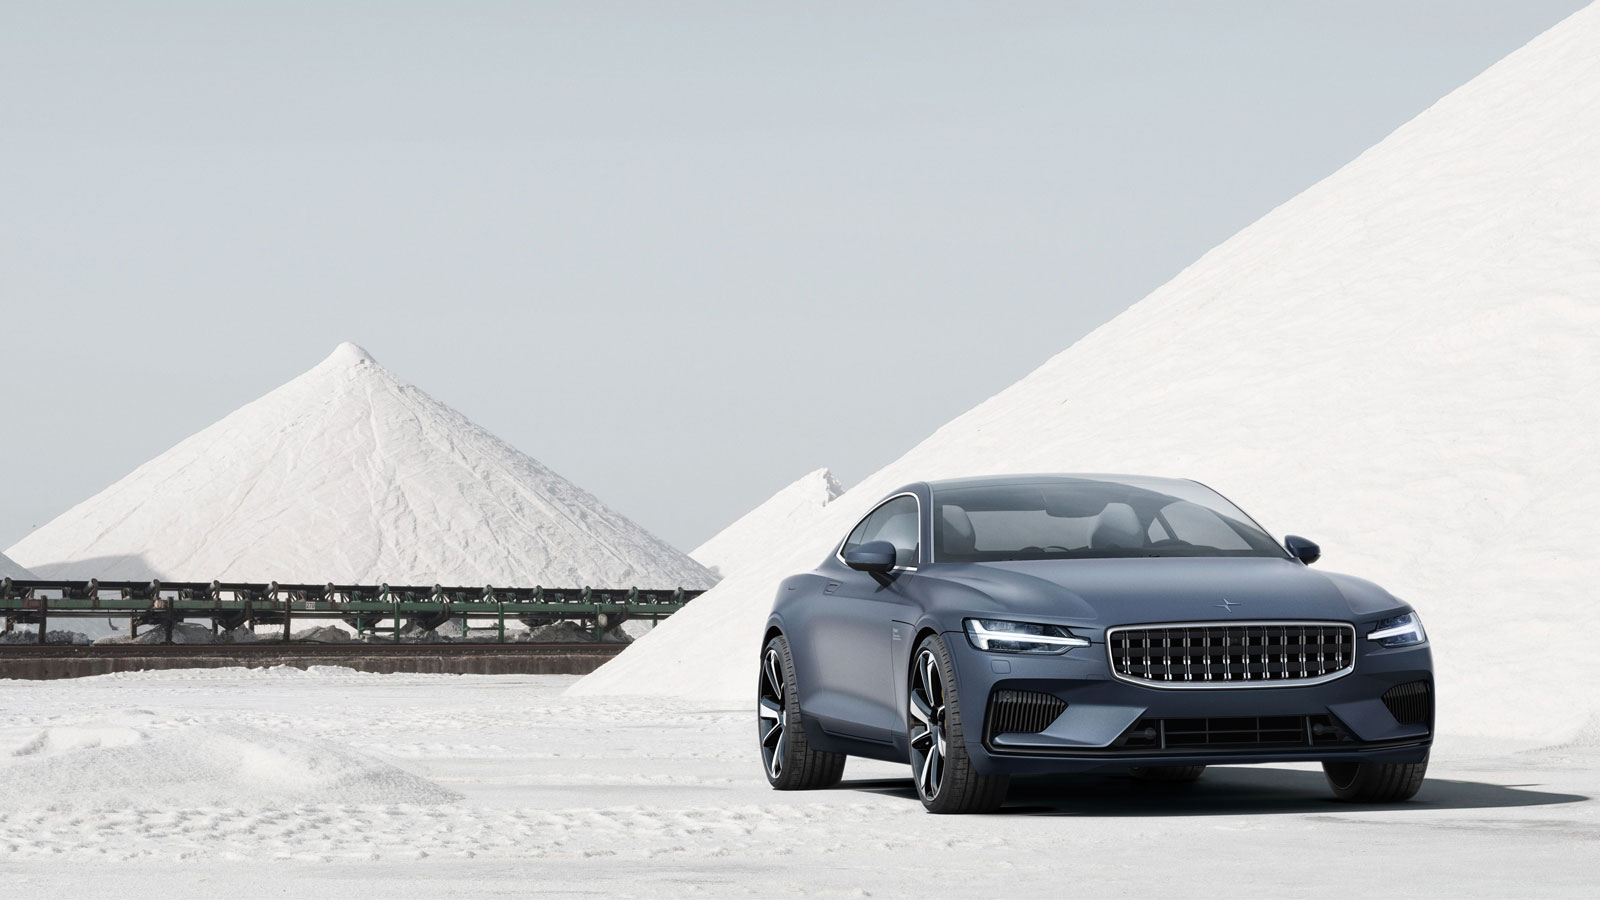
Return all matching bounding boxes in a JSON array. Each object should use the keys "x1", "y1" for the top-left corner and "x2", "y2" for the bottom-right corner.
[{"x1": 806, "y1": 493, "x2": 923, "y2": 746}]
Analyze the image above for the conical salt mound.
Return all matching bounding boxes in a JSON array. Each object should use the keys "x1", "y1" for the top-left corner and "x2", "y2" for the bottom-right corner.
[
  {"x1": 8, "y1": 343, "x2": 717, "y2": 590},
  {"x1": 0, "y1": 551, "x2": 33, "y2": 580},
  {"x1": 691, "y1": 468, "x2": 843, "y2": 578},
  {"x1": 575, "y1": 6, "x2": 1600, "y2": 745}
]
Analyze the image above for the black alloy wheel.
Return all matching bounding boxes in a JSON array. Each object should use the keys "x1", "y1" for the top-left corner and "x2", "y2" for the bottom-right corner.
[
  {"x1": 907, "y1": 634, "x2": 1008, "y2": 814},
  {"x1": 758, "y1": 634, "x2": 845, "y2": 790}
]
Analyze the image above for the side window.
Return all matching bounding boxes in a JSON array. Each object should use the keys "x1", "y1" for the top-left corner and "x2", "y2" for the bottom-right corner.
[
  {"x1": 858, "y1": 495, "x2": 920, "y2": 568},
  {"x1": 840, "y1": 514, "x2": 874, "y2": 556}
]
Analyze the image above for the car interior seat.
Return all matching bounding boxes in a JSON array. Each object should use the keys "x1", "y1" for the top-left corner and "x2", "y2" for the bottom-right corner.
[
  {"x1": 1089, "y1": 502, "x2": 1145, "y2": 550},
  {"x1": 941, "y1": 505, "x2": 977, "y2": 557}
]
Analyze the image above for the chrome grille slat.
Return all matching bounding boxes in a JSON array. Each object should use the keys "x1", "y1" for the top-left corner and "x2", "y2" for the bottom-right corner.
[{"x1": 1107, "y1": 621, "x2": 1356, "y2": 690}]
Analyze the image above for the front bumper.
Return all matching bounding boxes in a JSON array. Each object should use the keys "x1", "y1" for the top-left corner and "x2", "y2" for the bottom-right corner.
[{"x1": 943, "y1": 631, "x2": 1434, "y2": 776}]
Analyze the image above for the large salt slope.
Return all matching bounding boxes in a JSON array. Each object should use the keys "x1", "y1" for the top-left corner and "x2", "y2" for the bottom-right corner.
[
  {"x1": 0, "y1": 551, "x2": 32, "y2": 580},
  {"x1": 690, "y1": 468, "x2": 843, "y2": 578},
  {"x1": 8, "y1": 343, "x2": 717, "y2": 590},
  {"x1": 574, "y1": 5, "x2": 1600, "y2": 744}
]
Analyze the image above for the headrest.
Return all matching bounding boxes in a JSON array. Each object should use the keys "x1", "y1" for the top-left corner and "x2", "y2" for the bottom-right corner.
[
  {"x1": 1089, "y1": 502, "x2": 1144, "y2": 550},
  {"x1": 941, "y1": 505, "x2": 977, "y2": 555}
]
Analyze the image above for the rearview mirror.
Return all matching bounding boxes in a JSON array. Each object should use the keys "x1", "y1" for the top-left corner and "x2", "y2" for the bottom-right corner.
[
  {"x1": 1284, "y1": 535, "x2": 1321, "y2": 566},
  {"x1": 844, "y1": 540, "x2": 898, "y2": 574}
]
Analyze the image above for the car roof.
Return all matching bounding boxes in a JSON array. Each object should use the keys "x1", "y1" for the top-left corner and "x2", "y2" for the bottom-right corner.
[{"x1": 914, "y1": 473, "x2": 1199, "y2": 492}]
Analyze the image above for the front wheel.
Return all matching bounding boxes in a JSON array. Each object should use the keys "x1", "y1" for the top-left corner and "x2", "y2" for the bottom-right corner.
[
  {"x1": 758, "y1": 634, "x2": 846, "y2": 790},
  {"x1": 908, "y1": 634, "x2": 1009, "y2": 814},
  {"x1": 1323, "y1": 758, "x2": 1427, "y2": 802}
]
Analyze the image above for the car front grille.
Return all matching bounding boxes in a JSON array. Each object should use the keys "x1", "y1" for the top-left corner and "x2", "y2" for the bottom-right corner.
[
  {"x1": 1112, "y1": 714, "x2": 1357, "y2": 752},
  {"x1": 985, "y1": 688, "x2": 1068, "y2": 742},
  {"x1": 1108, "y1": 621, "x2": 1356, "y2": 688},
  {"x1": 1382, "y1": 680, "x2": 1432, "y2": 725}
]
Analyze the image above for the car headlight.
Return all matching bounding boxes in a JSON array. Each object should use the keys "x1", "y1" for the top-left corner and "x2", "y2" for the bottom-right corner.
[
  {"x1": 964, "y1": 618, "x2": 1090, "y2": 655},
  {"x1": 1367, "y1": 611, "x2": 1427, "y2": 648}
]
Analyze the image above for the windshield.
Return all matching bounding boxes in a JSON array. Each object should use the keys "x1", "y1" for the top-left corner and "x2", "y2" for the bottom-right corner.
[{"x1": 931, "y1": 477, "x2": 1287, "y2": 562}]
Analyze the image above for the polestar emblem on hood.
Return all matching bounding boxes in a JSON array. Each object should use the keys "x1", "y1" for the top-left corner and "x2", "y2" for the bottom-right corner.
[{"x1": 1216, "y1": 598, "x2": 1241, "y2": 612}]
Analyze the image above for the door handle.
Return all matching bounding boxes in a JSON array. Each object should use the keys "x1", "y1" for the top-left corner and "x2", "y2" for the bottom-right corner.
[{"x1": 823, "y1": 581, "x2": 840, "y2": 595}]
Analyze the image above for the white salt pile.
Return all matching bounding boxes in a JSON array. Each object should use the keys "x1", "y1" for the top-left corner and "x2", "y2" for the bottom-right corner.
[
  {"x1": 690, "y1": 468, "x2": 843, "y2": 578},
  {"x1": 521, "y1": 621, "x2": 601, "y2": 643},
  {"x1": 0, "y1": 629, "x2": 89, "y2": 645},
  {"x1": 575, "y1": 5, "x2": 1600, "y2": 747},
  {"x1": 7, "y1": 343, "x2": 717, "y2": 591},
  {"x1": 289, "y1": 625, "x2": 353, "y2": 644},
  {"x1": 94, "y1": 622, "x2": 219, "y2": 645},
  {"x1": 0, "y1": 551, "x2": 32, "y2": 580}
]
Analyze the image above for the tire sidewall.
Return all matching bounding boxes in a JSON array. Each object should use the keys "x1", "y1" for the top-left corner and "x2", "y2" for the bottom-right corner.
[
  {"x1": 758, "y1": 635, "x2": 790, "y2": 788},
  {"x1": 911, "y1": 633, "x2": 970, "y2": 812},
  {"x1": 760, "y1": 633, "x2": 817, "y2": 790},
  {"x1": 1323, "y1": 756, "x2": 1428, "y2": 802}
]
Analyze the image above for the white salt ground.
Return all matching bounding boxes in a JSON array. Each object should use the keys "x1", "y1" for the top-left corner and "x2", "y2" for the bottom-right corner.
[{"x1": 0, "y1": 667, "x2": 1592, "y2": 899}]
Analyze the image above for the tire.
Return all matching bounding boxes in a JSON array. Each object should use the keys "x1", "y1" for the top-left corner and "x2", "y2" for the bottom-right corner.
[
  {"x1": 1323, "y1": 757, "x2": 1428, "y2": 802},
  {"x1": 1130, "y1": 765, "x2": 1206, "y2": 783},
  {"x1": 758, "y1": 634, "x2": 846, "y2": 790},
  {"x1": 908, "y1": 634, "x2": 1009, "y2": 814}
]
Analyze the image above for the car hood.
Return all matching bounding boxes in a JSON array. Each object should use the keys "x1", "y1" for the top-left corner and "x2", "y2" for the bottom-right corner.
[{"x1": 924, "y1": 557, "x2": 1401, "y2": 638}]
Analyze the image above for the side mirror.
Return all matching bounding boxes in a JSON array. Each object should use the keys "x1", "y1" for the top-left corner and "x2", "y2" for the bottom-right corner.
[
  {"x1": 1284, "y1": 535, "x2": 1321, "y2": 566},
  {"x1": 844, "y1": 540, "x2": 898, "y2": 574}
]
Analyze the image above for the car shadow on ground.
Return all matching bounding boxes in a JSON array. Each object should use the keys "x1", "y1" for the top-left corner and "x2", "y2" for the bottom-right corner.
[{"x1": 840, "y1": 766, "x2": 1590, "y2": 816}]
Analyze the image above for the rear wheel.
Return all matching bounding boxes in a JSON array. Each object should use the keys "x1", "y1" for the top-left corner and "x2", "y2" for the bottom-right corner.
[
  {"x1": 1130, "y1": 765, "x2": 1206, "y2": 783},
  {"x1": 758, "y1": 634, "x2": 846, "y2": 790},
  {"x1": 1323, "y1": 758, "x2": 1427, "y2": 802},
  {"x1": 908, "y1": 634, "x2": 1009, "y2": 814}
]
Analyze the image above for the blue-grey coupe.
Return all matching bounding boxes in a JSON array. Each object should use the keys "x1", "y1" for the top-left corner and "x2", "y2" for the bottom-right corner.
[{"x1": 758, "y1": 475, "x2": 1433, "y2": 813}]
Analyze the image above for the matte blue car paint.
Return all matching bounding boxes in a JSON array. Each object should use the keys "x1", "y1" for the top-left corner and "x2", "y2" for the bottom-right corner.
[{"x1": 767, "y1": 476, "x2": 1434, "y2": 776}]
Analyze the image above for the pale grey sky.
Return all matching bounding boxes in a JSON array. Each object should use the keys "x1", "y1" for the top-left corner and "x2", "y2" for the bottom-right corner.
[{"x1": 2, "y1": 1, "x2": 1588, "y2": 553}]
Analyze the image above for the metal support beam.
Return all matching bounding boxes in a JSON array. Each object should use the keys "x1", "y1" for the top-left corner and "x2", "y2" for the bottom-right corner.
[{"x1": 0, "y1": 579, "x2": 703, "y2": 645}]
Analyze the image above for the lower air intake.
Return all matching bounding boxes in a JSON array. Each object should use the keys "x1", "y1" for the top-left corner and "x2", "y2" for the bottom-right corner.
[
  {"x1": 1382, "y1": 681, "x2": 1433, "y2": 725},
  {"x1": 985, "y1": 689, "x2": 1067, "y2": 742},
  {"x1": 1112, "y1": 714, "x2": 1356, "y2": 752}
]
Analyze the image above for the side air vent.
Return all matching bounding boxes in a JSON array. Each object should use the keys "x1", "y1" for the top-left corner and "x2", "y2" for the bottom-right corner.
[
  {"x1": 1382, "y1": 681, "x2": 1433, "y2": 726},
  {"x1": 985, "y1": 689, "x2": 1067, "y2": 742}
]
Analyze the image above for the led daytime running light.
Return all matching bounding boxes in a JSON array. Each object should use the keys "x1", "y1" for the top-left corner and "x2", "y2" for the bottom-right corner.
[
  {"x1": 1367, "y1": 612, "x2": 1427, "y2": 648},
  {"x1": 964, "y1": 618, "x2": 1090, "y2": 655}
]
